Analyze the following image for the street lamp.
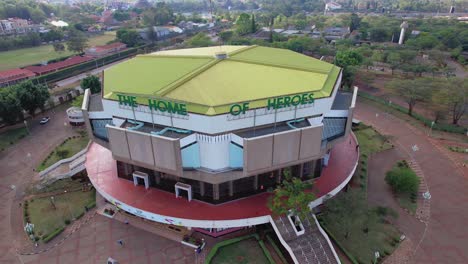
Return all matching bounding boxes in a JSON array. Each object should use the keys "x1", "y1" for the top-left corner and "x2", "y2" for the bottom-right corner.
[{"x1": 373, "y1": 251, "x2": 380, "y2": 264}]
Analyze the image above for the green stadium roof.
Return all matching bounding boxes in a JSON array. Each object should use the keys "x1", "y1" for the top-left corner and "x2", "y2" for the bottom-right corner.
[{"x1": 103, "y1": 45, "x2": 341, "y2": 115}]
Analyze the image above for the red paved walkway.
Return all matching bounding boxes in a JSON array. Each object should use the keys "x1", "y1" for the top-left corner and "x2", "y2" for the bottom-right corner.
[{"x1": 85, "y1": 134, "x2": 358, "y2": 221}]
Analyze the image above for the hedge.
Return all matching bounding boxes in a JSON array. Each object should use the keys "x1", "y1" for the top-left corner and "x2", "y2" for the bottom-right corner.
[
  {"x1": 358, "y1": 91, "x2": 466, "y2": 134},
  {"x1": 42, "y1": 226, "x2": 65, "y2": 243},
  {"x1": 265, "y1": 234, "x2": 288, "y2": 264},
  {"x1": 86, "y1": 200, "x2": 96, "y2": 209},
  {"x1": 317, "y1": 218, "x2": 359, "y2": 264},
  {"x1": 205, "y1": 233, "x2": 275, "y2": 264},
  {"x1": 258, "y1": 239, "x2": 276, "y2": 264}
]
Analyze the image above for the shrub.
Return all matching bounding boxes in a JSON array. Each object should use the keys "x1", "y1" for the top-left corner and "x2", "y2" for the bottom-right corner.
[
  {"x1": 385, "y1": 165, "x2": 420, "y2": 194},
  {"x1": 42, "y1": 227, "x2": 65, "y2": 243},
  {"x1": 64, "y1": 219, "x2": 71, "y2": 225},
  {"x1": 56, "y1": 149, "x2": 70, "y2": 159}
]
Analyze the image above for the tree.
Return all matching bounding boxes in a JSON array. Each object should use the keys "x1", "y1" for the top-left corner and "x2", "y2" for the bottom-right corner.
[
  {"x1": 186, "y1": 33, "x2": 213, "y2": 48},
  {"x1": 66, "y1": 29, "x2": 88, "y2": 53},
  {"x1": 268, "y1": 169, "x2": 315, "y2": 221},
  {"x1": 113, "y1": 11, "x2": 130, "y2": 22},
  {"x1": 432, "y1": 78, "x2": 467, "y2": 125},
  {"x1": 251, "y1": 14, "x2": 257, "y2": 33},
  {"x1": 386, "y1": 78, "x2": 432, "y2": 116},
  {"x1": 116, "y1": 29, "x2": 141, "y2": 47},
  {"x1": 0, "y1": 87, "x2": 23, "y2": 124},
  {"x1": 16, "y1": 81, "x2": 50, "y2": 117},
  {"x1": 369, "y1": 27, "x2": 390, "y2": 42},
  {"x1": 335, "y1": 50, "x2": 363, "y2": 68},
  {"x1": 335, "y1": 50, "x2": 363, "y2": 88},
  {"x1": 349, "y1": 13, "x2": 361, "y2": 32},
  {"x1": 386, "y1": 52, "x2": 401, "y2": 75},
  {"x1": 81, "y1": 75, "x2": 101, "y2": 94},
  {"x1": 142, "y1": 2, "x2": 174, "y2": 26},
  {"x1": 219, "y1": 31, "x2": 234, "y2": 43},
  {"x1": 53, "y1": 43, "x2": 65, "y2": 53},
  {"x1": 235, "y1": 13, "x2": 252, "y2": 36},
  {"x1": 146, "y1": 26, "x2": 158, "y2": 44}
]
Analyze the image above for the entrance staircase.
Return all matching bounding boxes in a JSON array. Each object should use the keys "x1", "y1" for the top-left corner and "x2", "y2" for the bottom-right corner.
[{"x1": 271, "y1": 213, "x2": 340, "y2": 264}]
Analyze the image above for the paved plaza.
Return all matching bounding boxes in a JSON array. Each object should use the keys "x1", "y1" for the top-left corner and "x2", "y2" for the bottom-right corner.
[{"x1": 20, "y1": 215, "x2": 195, "y2": 264}]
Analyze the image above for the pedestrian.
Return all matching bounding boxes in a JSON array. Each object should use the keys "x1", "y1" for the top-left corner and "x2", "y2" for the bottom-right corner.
[
  {"x1": 124, "y1": 219, "x2": 129, "y2": 225},
  {"x1": 117, "y1": 239, "x2": 124, "y2": 246}
]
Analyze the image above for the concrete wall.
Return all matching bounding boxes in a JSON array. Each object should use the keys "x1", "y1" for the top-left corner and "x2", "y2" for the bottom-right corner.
[
  {"x1": 106, "y1": 125, "x2": 183, "y2": 176},
  {"x1": 243, "y1": 125, "x2": 324, "y2": 176}
]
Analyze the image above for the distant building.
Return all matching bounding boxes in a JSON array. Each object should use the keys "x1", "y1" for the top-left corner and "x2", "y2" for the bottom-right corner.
[
  {"x1": 85, "y1": 42, "x2": 127, "y2": 58},
  {"x1": 323, "y1": 27, "x2": 350, "y2": 41},
  {"x1": 325, "y1": 2, "x2": 342, "y2": 11},
  {"x1": 0, "y1": 18, "x2": 29, "y2": 35},
  {"x1": 24, "y1": 56, "x2": 93, "y2": 76},
  {"x1": 0, "y1": 68, "x2": 36, "y2": 87}
]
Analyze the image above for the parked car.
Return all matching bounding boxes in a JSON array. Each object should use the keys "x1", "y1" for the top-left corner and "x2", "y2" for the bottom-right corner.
[{"x1": 39, "y1": 117, "x2": 50, "y2": 124}]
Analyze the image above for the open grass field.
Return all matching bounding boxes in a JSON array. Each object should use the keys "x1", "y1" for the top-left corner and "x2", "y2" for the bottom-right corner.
[
  {"x1": 0, "y1": 127, "x2": 28, "y2": 151},
  {"x1": 37, "y1": 132, "x2": 89, "y2": 171},
  {"x1": 211, "y1": 238, "x2": 270, "y2": 264},
  {"x1": 27, "y1": 179, "x2": 95, "y2": 237},
  {"x1": 0, "y1": 32, "x2": 116, "y2": 71}
]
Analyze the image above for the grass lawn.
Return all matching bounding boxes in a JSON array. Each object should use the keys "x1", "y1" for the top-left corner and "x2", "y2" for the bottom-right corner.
[
  {"x1": 320, "y1": 124, "x2": 400, "y2": 263},
  {"x1": 211, "y1": 238, "x2": 270, "y2": 264},
  {"x1": 353, "y1": 124, "x2": 393, "y2": 188},
  {"x1": 37, "y1": 133, "x2": 89, "y2": 171},
  {"x1": 0, "y1": 127, "x2": 28, "y2": 151},
  {"x1": 26, "y1": 179, "x2": 95, "y2": 237},
  {"x1": 397, "y1": 194, "x2": 417, "y2": 214},
  {"x1": 0, "y1": 32, "x2": 116, "y2": 71}
]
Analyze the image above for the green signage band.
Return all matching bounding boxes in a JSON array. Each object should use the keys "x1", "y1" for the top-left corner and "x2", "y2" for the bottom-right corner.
[
  {"x1": 117, "y1": 94, "x2": 188, "y2": 116},
  {"x1": 117, "y1": 92, "x2": 314, "y2": 117}
]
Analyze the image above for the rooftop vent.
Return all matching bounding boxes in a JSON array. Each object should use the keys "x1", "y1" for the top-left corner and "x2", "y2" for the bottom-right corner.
[{"x1": 214, "y1": 51, "x2": 228, "y2": 59}]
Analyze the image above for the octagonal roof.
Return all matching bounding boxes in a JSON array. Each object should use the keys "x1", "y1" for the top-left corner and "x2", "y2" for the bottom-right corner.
[{"x1": 103, "y1": 45, "x2": 341, "y2": 115}]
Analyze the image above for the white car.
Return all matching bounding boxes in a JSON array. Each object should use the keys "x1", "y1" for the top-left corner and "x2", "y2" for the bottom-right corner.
[{"x1": 39, "y1": 117, "x2": 50, "y2": 124}]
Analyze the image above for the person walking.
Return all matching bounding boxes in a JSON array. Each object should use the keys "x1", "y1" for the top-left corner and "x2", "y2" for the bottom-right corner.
[{"x1": 117, "y1": 239, "x2": 124, "y2": 246}]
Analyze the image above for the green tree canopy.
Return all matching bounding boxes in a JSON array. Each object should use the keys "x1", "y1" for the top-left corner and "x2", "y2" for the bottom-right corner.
[
  {"x1": 432, "y1": 78, "x2": 467, "y2": 125},
  {"x1": 235, "y1": 13, "x2": 253, "y2": 36},
  {"x1": 268, "y1": 169, "x2": 315, "y2": 220},
  {"x1": 185, "y1": 32, "x2": 213, "y2": 48},
  {"x1": 116, "y1": 29, "x2": 141, "y2": 47},
  {"x1": 386, "y1": 78, "x2": 433, "y2": 116},
  {"x1": 0, "y1": 87, "x2": 23, "y2": 124},
  {"x1": 15, "y1": 81, "x2": 50, "y2": 117},
  {"x1": 66, "y1": 29, "x2": 89, "y2": 53},
  {"x1": 81, "y1": 75, "x2": 101, "y2": 94}
]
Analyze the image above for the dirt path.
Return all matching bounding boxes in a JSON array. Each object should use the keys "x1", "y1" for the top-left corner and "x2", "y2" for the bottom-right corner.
[
  {"x1": 367, "y1": 148, "x2": 426, "y2": 241},
  {"x1": 355, "y1": 98, "x2": 468, "y2": 263}
]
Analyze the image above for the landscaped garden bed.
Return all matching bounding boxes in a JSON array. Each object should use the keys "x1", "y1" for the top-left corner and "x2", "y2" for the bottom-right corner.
[
  {"x1": 36, "y1": 131, "x2": 88, "y2": 171},
  {"x1": 24, "y1": 179, "x2": 95, "y2": 243}
]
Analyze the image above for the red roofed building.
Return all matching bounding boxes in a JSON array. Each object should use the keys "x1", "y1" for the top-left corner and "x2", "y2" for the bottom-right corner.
[
  {"x1": 85, "y1": 42, "x2": 127, "y2": 58},
  {"x1": 0, "y1": 68, "x2": 36, "y2": 87},
  {"x1": 24, "y1": 56, "x2": 93, "y2": 76}
]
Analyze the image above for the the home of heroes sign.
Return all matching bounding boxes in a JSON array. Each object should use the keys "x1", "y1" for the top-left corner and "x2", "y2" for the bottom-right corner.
[{"x1": 116, "y1": 92, "x2": 314, "y2": 117}]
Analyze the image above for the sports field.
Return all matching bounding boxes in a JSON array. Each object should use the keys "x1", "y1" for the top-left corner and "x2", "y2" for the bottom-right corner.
[{"x1": 0, "y1": 32, "x2": 116, "y2": 71}]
